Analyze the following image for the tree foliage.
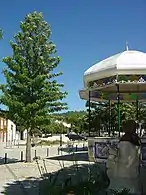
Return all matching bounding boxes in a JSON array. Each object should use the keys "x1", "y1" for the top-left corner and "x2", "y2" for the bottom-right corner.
[
  {"x1": 42, "y1": 121, "x2": 68, "y2": 134},
  {"x1": 57, "y1": 111, "x2": 86, "y2": 133},
  {"x1": 58, "y1": 102, "x2": 146, "y2": 136},
  {"x1": 0, "y1": 12, "x2": 67, "y2": 161},
  {"x1": 84, "y1": 101, "x2": 146, "y2": 136}
]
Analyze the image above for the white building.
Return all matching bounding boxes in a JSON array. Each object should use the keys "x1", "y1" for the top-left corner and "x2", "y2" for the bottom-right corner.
[
  {"x1": 0, "y1": 117, "x2": 17, "y2": 143},
  {"x1": 23, "y1": 129, "x2": 27, "y2": 140},
  {"x1": 55, "y1": 120, "x2": 71, "y2": 128}
]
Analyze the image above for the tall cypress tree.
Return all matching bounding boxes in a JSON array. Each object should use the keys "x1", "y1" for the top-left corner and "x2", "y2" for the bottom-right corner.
[{"x1": 0, "y1": 12, "x2": 67, "y2": 162}]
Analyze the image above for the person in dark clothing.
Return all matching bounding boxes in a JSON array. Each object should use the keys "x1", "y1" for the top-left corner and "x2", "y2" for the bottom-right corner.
[{"x1": 120, "y1": 120, "x2": 141, "y2": 146}]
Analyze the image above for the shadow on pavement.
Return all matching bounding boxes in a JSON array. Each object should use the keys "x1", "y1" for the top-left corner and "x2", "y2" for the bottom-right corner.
[
  {"x1": 1, "y1": 176, "x2": 39, "y2": 195},
  {"x1": 0, "y1": 157, "x2": 20, "y2": 165},
  {"x1": 48, "y1": 151, "x2": 89, "y2": 162},
  {"x1": 59, "y1": 145, "x2": 88, "y2": 153},
  {"x1": 2, "y1": 163, "x2": 108, "y2": 195}
]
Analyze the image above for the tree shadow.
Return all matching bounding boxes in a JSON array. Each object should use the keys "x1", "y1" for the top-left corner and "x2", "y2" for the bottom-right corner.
[
  {"x1": 1, "y1": 177, "x2": 39, "y2": 195},
  {"x1": 2, "y1": 162, "x2": 108, "y2": 195},
  {"x1": 48, "y1": 151, "x2": 89, "y2": 162},
  {"x1": 59, "y1": 146, "x2": 88, "y2": 153},
  {"x1": 0, "y1": 157, "x2": 21, "y2": 165}
]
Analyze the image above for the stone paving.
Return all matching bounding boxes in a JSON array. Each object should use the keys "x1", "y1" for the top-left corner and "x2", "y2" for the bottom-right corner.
[
  {"x1": 0, "y1": 144, "x2": 59, "y2": 162},
  {"x1": 0, "y1": 141, "x2": 87, "y2": 162},
  {"x1": 0, "y1": 159, "x2": 73, "y2": 194},
  {"x1": 0, "y1": 142, "x2": 88, "y2": 194},
  {"x1": 0, "y1": 159, "x2": 88, "y2": 194}
]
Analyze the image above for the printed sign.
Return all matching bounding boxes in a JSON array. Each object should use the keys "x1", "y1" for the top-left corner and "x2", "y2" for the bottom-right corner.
[
  {"x1": 94, "y1": 140, "x2": 119, "y2": 160},
  {"x1": 94, "y1": 142, "x2": 110, "y2": 159}
]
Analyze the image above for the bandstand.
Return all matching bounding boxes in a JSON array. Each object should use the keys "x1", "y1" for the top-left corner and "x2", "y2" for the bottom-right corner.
[
  {"x1": 79, "y1": 49, "x2": 146, "y2": 160},
  {"x1": 79, "y1": 49, "x2": 146, "y2": 193}
]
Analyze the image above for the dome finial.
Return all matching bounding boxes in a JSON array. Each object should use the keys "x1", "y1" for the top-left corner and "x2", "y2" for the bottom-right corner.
[{"x1": 126, "y1": 41, "x2": 129, "y2": 51}]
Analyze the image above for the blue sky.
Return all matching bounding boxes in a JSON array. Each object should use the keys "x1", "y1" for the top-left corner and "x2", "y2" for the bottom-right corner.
[{"x1": 0, "y1": 0, "x2": 146, "y2": 111}]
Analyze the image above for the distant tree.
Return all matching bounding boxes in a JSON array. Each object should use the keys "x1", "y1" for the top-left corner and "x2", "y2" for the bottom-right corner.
[
  {"x1": 47, "y1": 122, "x2": 68, "y2": 134},
  {"x1": 62, "y1": 111, "x2": 86, "y2": 132},
  {"x1": 0, "y1": 12, "x2": 67, "y2": 162},
  {"x1": 53, "y1": 102, "x2": 146, "y2": 137},
  {"x1": 85, "y1": 100, "x2": 146, "y2": 136}
]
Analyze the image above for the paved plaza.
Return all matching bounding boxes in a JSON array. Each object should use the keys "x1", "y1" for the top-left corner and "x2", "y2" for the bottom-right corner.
[
  {"x1": 0, "y1": 141, "x2": 88, "y2": 194},
  {"x1": 0, "y1": 159, "x2": 78, "y2": 194}
]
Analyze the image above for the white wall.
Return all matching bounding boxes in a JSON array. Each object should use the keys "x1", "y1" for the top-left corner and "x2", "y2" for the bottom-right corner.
[
  {"x1": 40, "y1": 134, "x2": 69, "y2": 142},
  {"x1": 7, "y1": 119, "x2": 16, "y2": 142},
  {"x1": 16, "y1": 131, "x2": 20, "y2": 141},
  {"x1": 23, "y1": 129, "x2": 27, "y2": 140}
]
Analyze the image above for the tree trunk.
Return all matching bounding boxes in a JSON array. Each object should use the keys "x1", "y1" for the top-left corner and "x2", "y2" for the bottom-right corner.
[{"x1": 26, "y1": 129, "x2": 32, "y2": 162}]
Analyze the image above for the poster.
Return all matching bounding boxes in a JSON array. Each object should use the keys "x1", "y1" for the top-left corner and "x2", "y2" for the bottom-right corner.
[
  {"x1": 93, "y1": 140, "x2": 119, "y2": 160},
  {"x1": 94, "y1": 142, "x2": 110, "y2": 159}
]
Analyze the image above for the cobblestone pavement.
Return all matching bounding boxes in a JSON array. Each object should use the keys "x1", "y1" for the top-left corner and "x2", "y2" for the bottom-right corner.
[
  {"x1": 0, "y1": 158, "x2": 89, "y2": 194},
  {"x1": 0, "y1": 142, "x2": 88, "y2": 194}
]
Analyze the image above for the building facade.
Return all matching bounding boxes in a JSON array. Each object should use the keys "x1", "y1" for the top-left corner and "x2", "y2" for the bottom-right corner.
[{"x1": 0, "y1": 117, "x2": 16, "y2": 143}]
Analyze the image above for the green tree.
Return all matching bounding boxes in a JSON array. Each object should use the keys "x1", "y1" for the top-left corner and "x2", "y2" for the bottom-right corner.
[
  {"x1": 0, "y1": 12, "x2": 67, "y2": 162},
  {"x1": 85, "y1": 100, "x2": 146, "y2": 136},
  {"x1": 62, "y1": 111, "x2": 86, "y2": 133},
  {"x1": 48, "y1": 122, "x2": 68, "y2": 134}
]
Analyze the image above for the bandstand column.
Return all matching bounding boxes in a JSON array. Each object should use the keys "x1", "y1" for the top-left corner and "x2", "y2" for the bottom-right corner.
[
  {"x1": 109, "y1": 100, "x2": 111, "y2": 136},
  {"x1": 88, "y1": 90, "x2": 91, "y2": 137},
  {"x1": 136, "y1": 96, "x2": 139, "y2": 121},
  {"x1": 116, "y1": 84, "x2": 121, "y2": 137}
]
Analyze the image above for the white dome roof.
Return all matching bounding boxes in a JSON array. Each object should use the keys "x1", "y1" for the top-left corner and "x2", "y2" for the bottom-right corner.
[{"x1": 84, "y1": 50, "x2": 146, "y2": 88}]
